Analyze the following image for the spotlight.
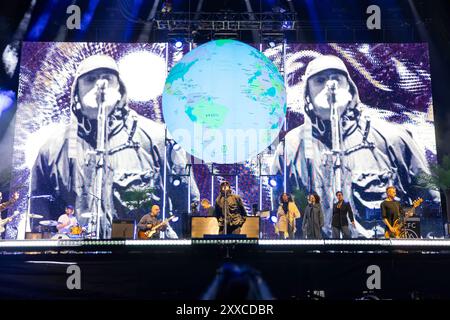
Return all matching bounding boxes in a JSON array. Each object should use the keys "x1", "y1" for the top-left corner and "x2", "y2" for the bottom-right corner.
[
  {"x1": 175, "y1": 40, "x2": 183, "y2": 48},
  {"x1": 172, "y1": 177, "x2": 181, "y2": 187},
  {"x1": 269, "y1": 177, "x2": 277, "y2": 187},
  {"x1": 171, "y1": 216, "x2": 179, "y2": 223},
  {"x1": 268, "y1": 41, "x2": 276, "y2": 48},
  {"x1": 270, "y1": 215, "x2": 278, "y2": 224},
  {"x1": 161, "y1": 0, "x2": 172, "y2": 13},
  {"x1": 282, "y1": 21, "x2": 293, "y2": 30}
]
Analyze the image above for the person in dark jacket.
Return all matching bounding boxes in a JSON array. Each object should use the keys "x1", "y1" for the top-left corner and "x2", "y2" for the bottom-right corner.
[
  {"x1": 302, "y1": 193, "x2": 324, "y2": 239},
  {"x1": 215, "y1": 181, "x2": 247, "y2": 235},
  {"x1": 332, "y1": 191, "x2": 355, "y2": 239}
]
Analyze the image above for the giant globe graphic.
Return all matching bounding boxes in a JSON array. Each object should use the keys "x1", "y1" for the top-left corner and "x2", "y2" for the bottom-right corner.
[{"x1": 162, "y1": 39, "x2": 286, "y2": 164}]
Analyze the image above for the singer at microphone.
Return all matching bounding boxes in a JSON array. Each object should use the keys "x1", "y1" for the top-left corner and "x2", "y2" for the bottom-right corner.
[
  {"x1": 75, "y1": 69, "x2": 121, "y2": 120},
  {"x1": 215, "y1": 181, "x2": 247, "y2": 235}
]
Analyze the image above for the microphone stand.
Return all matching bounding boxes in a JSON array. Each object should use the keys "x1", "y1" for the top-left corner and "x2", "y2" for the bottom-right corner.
[
  {"x1": 79, "y1": 190, "x2": 102, "y2": 238},
  {"x1": 223, "y1": 188, "x2": 228, "y2": 235},
  {"x1": 328, "y1": 83, "x2": 343, "y2": 201},
  {"x1": 26, "y1": 195, "x2": 54, "y2": 234},
  {"x1": 93, "y1": 83, "x2": 108, "y2": 239}
]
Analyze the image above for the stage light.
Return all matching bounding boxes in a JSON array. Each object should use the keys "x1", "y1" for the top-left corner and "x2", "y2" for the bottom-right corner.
[
  {"x1": 175, "y1": 40, "x2": 183, "y2": 48},
  {"x1": 161, "y1": 0, "x2": 173, "y2": 13},
  {"x1": 27, "y1": 0, "x2": 58, "y2": 41},
  {"x1": 281, "y1": 21, "x2": 293, "y2": 30},
  {"x1": 270, "y1": 215, "x2": 278, "y2": 224},
  {"x1": 118, "y1": 50, "x2": 166, "y2": 102},
  {"x1": 172, "y1": 176, "x2": 181, "y2": 187},
  {"x1": 268, "y1": 41, "x2": 276, "y2": 48},
  {"x1": 258, "y1": 239, "x2": 325, "y2": 245},
  {"x1": 126, "y1": 240, "x2": 191, "y2": 245},
  {"x1": 0, "y1": 90, "x2": 15, "y2": 116},
  {"x1": 268, "y1": 177, "x2": 277, "y2": 187},
  {"x1": 171, "y1": 216, "x2": 179, "y2": 222}
]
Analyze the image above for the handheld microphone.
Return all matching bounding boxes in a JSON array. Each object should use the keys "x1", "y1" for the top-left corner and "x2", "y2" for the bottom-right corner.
[
  {"x1": 326, "y1": 80, "x2": 338, "y2": 105},
  {"x1": 95, "y1": 79, "x2": 108, "y2": 105},
  {"x1": 96, "y1": 79, "x2": 108, "y2": 90},
  {"x1": 326, "y1": 80, "x2": 338, "y2": 92}
]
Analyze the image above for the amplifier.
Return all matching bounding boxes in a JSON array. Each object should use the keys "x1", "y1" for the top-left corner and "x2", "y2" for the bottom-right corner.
[
  {"x1": 404, "y1": 217, "x2": 421, "y2": 238},
  {"x1": 112, "y1": 220, "x2": 135, "y2": 239}
]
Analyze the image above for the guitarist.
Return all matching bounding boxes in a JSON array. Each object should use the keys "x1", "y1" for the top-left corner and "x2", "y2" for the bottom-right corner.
[
  {"x1": 381, "y1": 186, "x2": 419, "y2": 239},
  {"x1": 0, "y1": 191, "x2": 19, "y2": 213},
  {"x1": 0, "y1": 191, "x2": 19, "y2": 237},
  {"x1": 137, "y1": 205, "x2": 167, "y2": 239},
  {"x1": 381, "y1": 186, "x2": 403, "y2": 238}
]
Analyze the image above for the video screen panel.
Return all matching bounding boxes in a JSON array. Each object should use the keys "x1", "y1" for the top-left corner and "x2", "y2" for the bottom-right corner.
[{"x1": 6, "y1": 41, "x2": 440, "y2": 239}]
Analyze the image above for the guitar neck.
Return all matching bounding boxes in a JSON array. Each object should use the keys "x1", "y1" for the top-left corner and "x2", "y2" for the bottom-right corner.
[{"x1": 0, "y1": 212, "x2": 18, "y2": 223}]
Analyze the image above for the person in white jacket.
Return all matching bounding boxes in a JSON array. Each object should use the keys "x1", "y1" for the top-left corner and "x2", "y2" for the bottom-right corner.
[{"x1": 275, "y1": 192, "x2": 301, "y2": 239}]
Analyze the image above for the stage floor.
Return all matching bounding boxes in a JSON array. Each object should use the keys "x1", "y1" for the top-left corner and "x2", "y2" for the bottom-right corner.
[
  {"x1": 1, "y1": 239, "x2": 450, "y2": 300},
  {"x1": 1, "y1": 238, "x2": 450, "y2": 253}
]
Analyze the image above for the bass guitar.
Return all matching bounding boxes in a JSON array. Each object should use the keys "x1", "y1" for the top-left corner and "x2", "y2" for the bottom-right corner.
[{"x1": 385, "y1": 198, "x2": 423, "y2": 239}]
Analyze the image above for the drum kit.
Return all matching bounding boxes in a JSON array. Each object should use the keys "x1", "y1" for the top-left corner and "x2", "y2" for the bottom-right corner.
[{"x1": 29, "y1": 213, "x2": 94, "y2": 239}]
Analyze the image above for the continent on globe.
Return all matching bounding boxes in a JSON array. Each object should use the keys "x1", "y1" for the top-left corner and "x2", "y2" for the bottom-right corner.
[{"x1": 185, "y1": 96, "x2": 228, "y2": 129}]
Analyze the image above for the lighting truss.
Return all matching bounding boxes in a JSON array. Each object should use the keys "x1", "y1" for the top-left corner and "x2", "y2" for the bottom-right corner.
[{"x1": 153, "y1": 12, "x2": 298, "y2": 31}]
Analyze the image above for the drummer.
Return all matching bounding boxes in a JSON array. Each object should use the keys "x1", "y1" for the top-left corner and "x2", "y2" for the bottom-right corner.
[{"x1": 56, "y1": 205, "x2": 78, "y2": 234}]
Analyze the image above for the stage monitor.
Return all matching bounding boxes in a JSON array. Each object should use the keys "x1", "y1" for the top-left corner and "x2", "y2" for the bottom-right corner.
[
  {"x1": 112, "y1": 220, "x2": 135, "y2": 240},
  {"x1": 191, "y1": 216, "x2": 260, "y2": 239}
]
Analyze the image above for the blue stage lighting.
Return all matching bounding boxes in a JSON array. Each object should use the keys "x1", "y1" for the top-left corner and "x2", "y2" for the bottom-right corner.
[
  {"x1": 269, "y1": 177, "x2": 277, "y2": 187},
  {"x1": 270, "y1": 215, "x2": 278, "y2": 224},
  {"x1": 28, "y1": 0, "x2": 58, "y2": 41},
  {"x1": 282, "y1": 21, "x2": 293, "y2": 30},
  {"x1": 175, "y1": 40, "x2": 183, "y2": 48},
  {"x1": 172, "y1": 176, "x2": 181, "y2": 187},
  {"x1": 0, "y1": 90, "x2": 16, "y2": 116}
]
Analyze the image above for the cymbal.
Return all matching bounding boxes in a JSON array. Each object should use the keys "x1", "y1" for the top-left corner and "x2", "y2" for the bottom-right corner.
[
  {"x1": 80, "y1": 212, "x2": 94, "y2": 218},
  {"x1": 39, "y1": 220, "x2": 58, "y2": 227},
  {"x1": 29, "y1": 214, "x2": 43, "y2": 219}
]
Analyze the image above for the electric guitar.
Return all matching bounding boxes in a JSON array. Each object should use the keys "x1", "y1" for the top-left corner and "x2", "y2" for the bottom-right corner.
[
  {"x1": 0, "y1": 211, "x2": 21, "y2": 234},
  {"x1": 385, "y1": 198, "x2": 423, "y2": 239},
  {"x1": 138, "y1": 215, "x2": 175, "y2": 239}
]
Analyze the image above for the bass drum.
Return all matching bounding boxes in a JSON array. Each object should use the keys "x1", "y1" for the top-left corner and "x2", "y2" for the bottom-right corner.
[
  {"x1": 42, "y1": 232, "x2": 53, "y2": 239},
  {"x1": 70, "y1": 225, "x2": 82, "y2": 235}
]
